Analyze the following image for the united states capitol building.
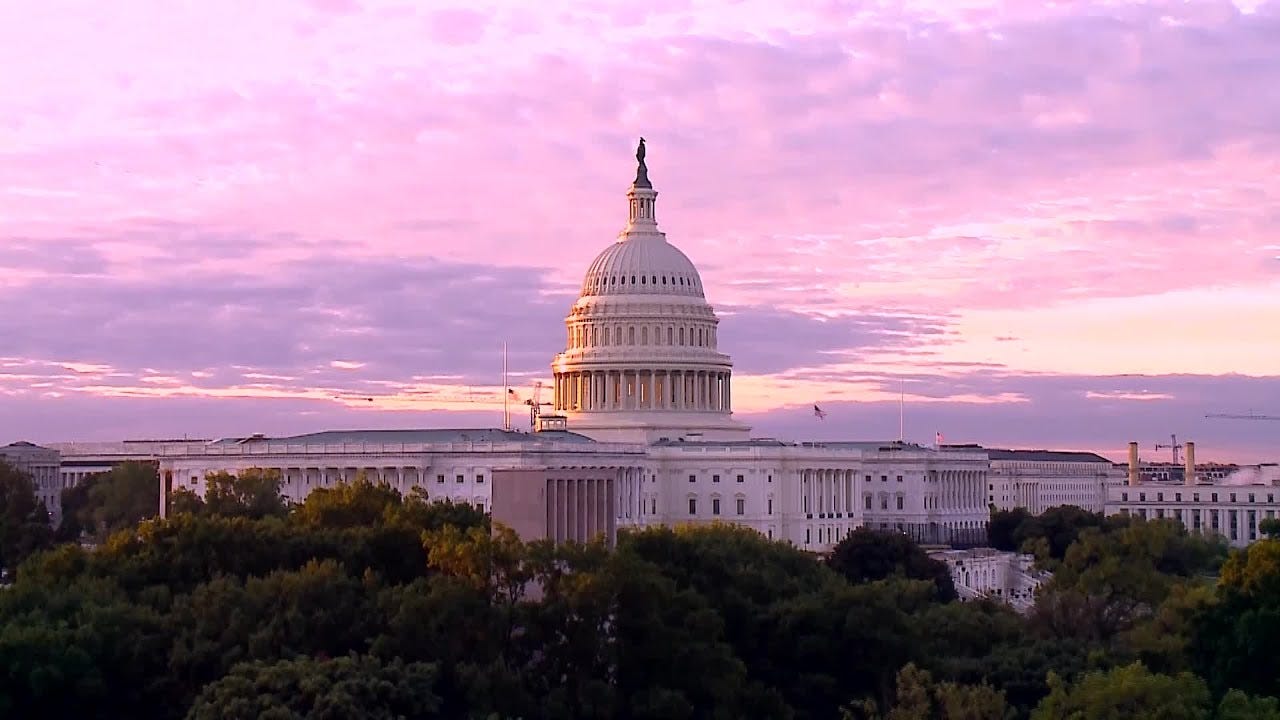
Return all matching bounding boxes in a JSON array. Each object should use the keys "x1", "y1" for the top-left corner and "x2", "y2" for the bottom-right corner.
[{"x1": 32, "y1": 141, "x2": 1219, "y2": 554}]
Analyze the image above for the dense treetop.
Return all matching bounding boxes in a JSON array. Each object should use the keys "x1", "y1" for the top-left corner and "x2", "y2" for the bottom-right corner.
[{"x1": 0, "y1": 473, "x2": 1276, "y2": 718}]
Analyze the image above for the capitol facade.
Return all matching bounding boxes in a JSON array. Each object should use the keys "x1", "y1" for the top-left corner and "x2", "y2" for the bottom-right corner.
[{"x1": 50, "y1": 143, "x2": 1008, "y2": 551}]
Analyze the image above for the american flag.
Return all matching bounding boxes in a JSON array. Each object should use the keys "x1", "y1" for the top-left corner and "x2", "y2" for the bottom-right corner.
[{"x1": 813, "y1": 404, "x2": 827, "y2": 420}]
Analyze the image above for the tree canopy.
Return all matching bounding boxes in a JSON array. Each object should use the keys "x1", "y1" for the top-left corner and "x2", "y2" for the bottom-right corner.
[
  {"x1": 0, "y1": 484, "x2": 1276, "y2": 719},
  {"x1": 0, "y1": 460, "x2": 52, "y2": 572}
]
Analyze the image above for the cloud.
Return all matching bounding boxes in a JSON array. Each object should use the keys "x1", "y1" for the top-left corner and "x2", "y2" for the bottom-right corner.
[{"x1": 1, "y1": 0, "x2": 1278, "y2": 461}]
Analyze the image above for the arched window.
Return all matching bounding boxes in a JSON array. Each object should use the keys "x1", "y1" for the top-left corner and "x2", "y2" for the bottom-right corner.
[
  {"x1": 628, "y1": 326, "x2": 635, "y2": 345},
  {"x1": 667, "y1": 327, "x2": 673, "y2": 344},
  {"x1": 615, "y1": 327, "x2": 622, "y2": 344},
  {"x1": 698, "y1": 328, "x2": 703, "y2": 346},
  {"x1": 641, "y1": 327, "x2": 649, "y2": 344},
  {"x1": 679, "y1": 327, "x2": 685, "y2": 344}
]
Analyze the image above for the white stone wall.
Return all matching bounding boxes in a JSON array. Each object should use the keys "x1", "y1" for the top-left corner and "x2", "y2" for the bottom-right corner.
[
  {"x1": 1, "y1": 443, "x2": 62, "y2": 525},
  {"x1": 930, "y1": 548, "x2": 1046, "y2": 611},
  {"x1": 1107, "y1": 480, "x2": 1280, "y2": 547},
  {"x1": 988, "y1": 459, "x2": 1123, "y2": 514}
]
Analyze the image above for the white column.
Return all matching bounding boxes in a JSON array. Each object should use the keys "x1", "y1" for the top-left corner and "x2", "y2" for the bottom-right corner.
[{"x1": 648, "y1": 371, "x2": 656, "y2": 410}]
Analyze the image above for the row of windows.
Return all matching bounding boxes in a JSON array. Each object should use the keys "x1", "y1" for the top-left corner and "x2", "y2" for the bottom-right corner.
[
  {"x1": 1121, "y1": 490, "x2": 1277, "y2": 504},
  {"x1": 586, "y1": 273, "x2": 700, "y2": 292},
  {"x1": 568, "y1": 323, "x2": 715, "y2": 349},
  {"x1": 689, "y1": 473, "x2": 761, "y2": 483},
  {"x1": 436, "y1": 473, "x2": 484, "y2": 484},
  {"x1": 687, "y1": 495, "x2": 774, "y2": 516}
]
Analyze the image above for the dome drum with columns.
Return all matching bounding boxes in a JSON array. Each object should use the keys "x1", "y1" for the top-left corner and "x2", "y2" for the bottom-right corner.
[{"x1": 551, "y1": 140, "x2": 751, "y2": 443}]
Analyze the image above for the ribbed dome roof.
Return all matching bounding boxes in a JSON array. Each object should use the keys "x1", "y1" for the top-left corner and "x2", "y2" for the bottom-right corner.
[{"x1": 581, "y1": 236, "x2": 705, "y2": 297}]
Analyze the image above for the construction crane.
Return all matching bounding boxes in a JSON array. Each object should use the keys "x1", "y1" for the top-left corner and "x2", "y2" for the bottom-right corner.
[
  {"x1": 1206, "y1": 412, "x2": 1280, "y2": 421},
  {"x1": 514, "y1": 380, "x2": 554, "y2": 430},
  {"x1": 1154, "y1": 433, "x2": 1183, "y2": 464}
]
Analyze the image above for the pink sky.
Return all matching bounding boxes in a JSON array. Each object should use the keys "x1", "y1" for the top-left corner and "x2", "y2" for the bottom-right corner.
[{"x1": 1, "y1": 0, "x2": 1278, "y2": 463}]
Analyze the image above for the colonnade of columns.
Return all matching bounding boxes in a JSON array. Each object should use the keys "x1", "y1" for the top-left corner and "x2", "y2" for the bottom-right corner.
[
  {"x1": 547, "y1": 476, "x2": 614, "y2": 545},
  {"x1": 799, "y1": 469, "x2": 857, "y2": 516},
  {"x1": 554, "y1": 368, "x2": 731, "y2": 413},
  {"x1": 938, "y1": 470, "x2": 986, "y2": 510}
]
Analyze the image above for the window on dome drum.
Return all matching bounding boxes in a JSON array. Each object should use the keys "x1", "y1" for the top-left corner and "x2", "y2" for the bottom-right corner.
[
  {"x1": 641, "y1": 275, "x2": 646, "y2": 284},
  {"x1": 631, "y1": 275, "x2": 636, "y2": 284},
  {"x1": 667, "y1": 327, "x2": 673, "y2": 343},
  {"x1": 652, "y1": 275, "x2": 657, "y2": 284}
]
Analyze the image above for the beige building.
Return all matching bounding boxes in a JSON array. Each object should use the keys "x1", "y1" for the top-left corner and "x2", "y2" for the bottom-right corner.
[{"x1": 492, "y1": 467, "x2": 619, "y2": 546}]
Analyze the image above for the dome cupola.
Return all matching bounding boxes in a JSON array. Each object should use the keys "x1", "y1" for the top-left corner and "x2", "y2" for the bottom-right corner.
[{"x1": 549, "y1": 138, "x2": 750, "y2": 444}]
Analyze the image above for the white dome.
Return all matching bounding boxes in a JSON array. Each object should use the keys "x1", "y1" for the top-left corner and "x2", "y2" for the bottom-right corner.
[{"x1": 581, "y1": 236, "x2": 705, "y2": 298}]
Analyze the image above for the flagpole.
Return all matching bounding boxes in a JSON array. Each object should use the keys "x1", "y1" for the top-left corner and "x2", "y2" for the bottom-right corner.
[{"x1": 898, "y1": 378, "x2": 904, "y2": 442}]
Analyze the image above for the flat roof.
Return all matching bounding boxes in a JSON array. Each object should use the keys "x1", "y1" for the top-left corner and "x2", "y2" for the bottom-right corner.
[{"x1": 209, "y1": 428, "x2": 599, "y2": 446}]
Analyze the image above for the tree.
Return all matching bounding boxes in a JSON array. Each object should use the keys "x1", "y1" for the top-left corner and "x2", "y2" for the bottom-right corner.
[
  {"x1": 0, "y1": 460, "x2": 52, "y2": 572},
  {"x1": 845, "y1": 663, "x2": 1008, "y2": 720},
  {"x1": 1190, "y1": 539, "x2": 1280, "y2": 698},
  {"x1": 59, "y1": 461, "x2": 160, "y2": 542},
  {"x1": 988, "y1": 508, "x2": 1031, "y2": 552},
  {"x1": 387, "y1": 489, "x2": 489, "y2": 532},
  {"x1": 828, "y1": 528, "x2": 957, "y2": 601},
  {"x1": 1216, "y1": 690, "x2": 1280, "y2": 720},
  {"x1": 1030, "y1": 663, "x2": 1211, "y2": 720},
  {"x1": 294, "y1": 476, "x2": 402, "y2": 529},
  {"x1": 201, "y1": 469, "x2": 289, "y2": 519},
  {"x1": 185, "y1": 655, "x2": 442, "y2": 720},
  {"x1": 1260, "y1": 518, "x2": 1280, "y2": 539}
]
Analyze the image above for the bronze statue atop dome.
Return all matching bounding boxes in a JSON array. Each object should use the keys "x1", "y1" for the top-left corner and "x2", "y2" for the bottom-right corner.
[{"x1": 634, "y1": 136, "x2": 652, "y2": 188}]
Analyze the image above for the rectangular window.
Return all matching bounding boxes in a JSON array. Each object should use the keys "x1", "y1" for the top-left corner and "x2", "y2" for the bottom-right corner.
[
  {"x1": 736, "y1": 474, "x2": 744, "y2": 483},
  {"x1": 865, "y1": 495, "x2": 872, "y2": 510},
  {"x1": 689, "y1": 474, "x2": 696, "y2": 483},
  {"x1": 712, "y1": 498, "x2": 721, "y2": 515},
  {"x1": 476, "y1": 503, "x2": 485, "y2": 513},
  {"x1": 456, "y1": 474, "x2": 464, "y2": 483},
  {"x1": 476, "y1": 474, "x2": 485, "y2": 484},
  {"x1": 713, "y1": 474, "x2": 720, "y2": 483},
  {"x1": 880, "y1": 496, "x2": 888, "y2": 510},
  {"x1": 805, "y1": 528, "x2": 811, "y2": 544},
  {"x1": 1122, "y1": 492, "x2": 1129, "y2": 501},
  {"x1": 437, "y1": 474, "x2": 445, "y2": 484},
  {"x1": 688, "y1": 497, "x2": 697, "y2": 515},
  {"x1": 896, "y1": 496, "x2": 904, "y2": 510},
  {"x1": 1212, "y1": 493, "x2": 1219, "y2": 502},
  {"x1": 896, "y1": 475, "x2": 903, "y2": 483},
  {"x1": 1250, "y1": 494, "x2": 1256, "y2": 503},
  {"x1": 651, "y1": 498, "x2": 657, "y2": 514},
  {"x1": 1157, "y1": 493, "x2": 1164, "y2": 501},
  {"x1": 1176, "y1": 493, "x2": 1181, "y2": 502},
  {"x1": 865, "y1": 475, "x2": 872, "y2": 482},
  {"x1": 768, "y1": 498, "x2": 774, "y2": 515},
  {"x1": 768, "y1": 475, "x2": 773, "y2": 483},
  {"x1": 736, "y1": 498, "x2": 745, "y2": 515},
  {"x1": 1231, "y1": 493, "x2": 1237, "y2": 502},
  {"x1": 881, "y1": 475, "x2": 888, "y2": 483}
]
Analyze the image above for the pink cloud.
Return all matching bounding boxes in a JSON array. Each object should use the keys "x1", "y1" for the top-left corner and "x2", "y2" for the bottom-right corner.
[{"x1": 1, "y1": 0, "x2": 1278, "y2": 459}]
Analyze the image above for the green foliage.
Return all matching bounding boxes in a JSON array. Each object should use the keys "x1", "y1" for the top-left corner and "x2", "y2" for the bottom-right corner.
[
  {"x1": 1030, "y1": 662, "x2": 1212, "y2": 720},
  {"x1": 0, "y1": 460, "x2": 53, "y2": 571},
  {"x1": 848, "y1": 663, "x2": 1009, "y2": 720},
  {"x1": 1, "y1": 493, "x2": 1277, "y2": 719},
  {"x1": 58, "y1": 461, "x2": 160, "y2": 542},
  {"x1": 185, "y1": 655, "x2": 442, "y2": 720},
  {"x1": 827, "y1": 527, "x2": 957, "y2": 601},
  {"x1": 1259, "y1": 518, "x2": 1280, "y2": 538},
  {"x1": 1190, "y1": 539, "x2": 1280, "y2": 699},
  {"x1": 201, "y1": 469, "x2": 290, "y2": 519},
  {"x1": 989, "y1": 506, "x2": 1120, "y2": 567}
]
